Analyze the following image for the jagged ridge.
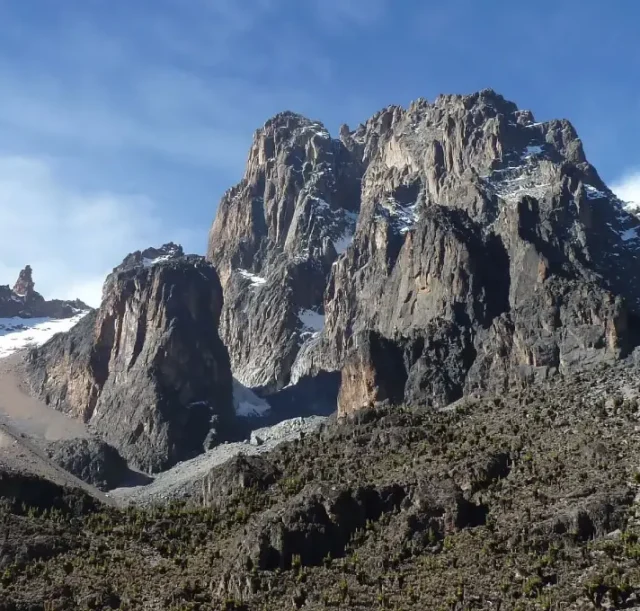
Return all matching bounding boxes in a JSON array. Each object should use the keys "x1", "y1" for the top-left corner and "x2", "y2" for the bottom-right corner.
[{"x1": 207, "y1": 89, "x2": 640, "y2": 413}]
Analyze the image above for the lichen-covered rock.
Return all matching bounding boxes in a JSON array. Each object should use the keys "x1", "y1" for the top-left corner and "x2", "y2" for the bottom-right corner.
[{"x1": 25, "y1": 248, "x2": 236, "y2": 473}]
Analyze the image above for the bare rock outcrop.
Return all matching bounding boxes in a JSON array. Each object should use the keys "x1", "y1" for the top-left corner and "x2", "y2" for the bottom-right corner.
[
  {"x1": 466, "y1": 278, "x2": 631, "y2": 393},
  {"x1": 12, "y1": 265, "x2": 35, "y2": 297},
  {"x1": 25, "y1": 246, "x2": 236, "y2": 473},
  {"x1": 0, "y1": 265, "x2": 89, "y2": 319},
  {"x1": 42, "y1": 437, "x2": 135, "y2": 492},
  {"x1": 337, "y1": 321, "x2": 476, "y2": 417},
  {"x1": 337, "y1": 331, "x2": 406, "y2": 419}
]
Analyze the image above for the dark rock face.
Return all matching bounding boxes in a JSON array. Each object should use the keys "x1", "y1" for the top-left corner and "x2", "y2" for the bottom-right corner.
[
  {"x1": 207, "y1": 89, "x2": 640, "y2": 413},
  {"x1": 337, "y1": 321, "x2": 476, "y2": 417},
  {"x1": 0, "y1": 266, "x2": 89, "y2": 319},
  {"x1": 0, "y1": 470, "x2": 97, "y2": 517},
  {"x1": 42, "y1": 438, "x2": 136, "y2": 492},
  {"x1": 466, "y1": 278, "x2": 631, "y2": 393},
  {"x1": 402, "y1": 321, "x2": 477, "y2": 408},
  {"x1": 207, "y1": 113, "x2": 363, "y2": 393},
  {"x1": 25, "y1": 248, "x2": 236, "y2": 473}
]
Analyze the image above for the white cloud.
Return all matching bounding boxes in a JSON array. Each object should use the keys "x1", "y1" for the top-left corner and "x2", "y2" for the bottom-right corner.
[
  {"x1": 0, "y1": 1, "x2": 351, "y2": 310},
  {"x1": 0, "y1": 156, "x2": 179, "y2": 307},
  {"x1": 612, "y1": 171, "x2": 640, "y2": 207}
]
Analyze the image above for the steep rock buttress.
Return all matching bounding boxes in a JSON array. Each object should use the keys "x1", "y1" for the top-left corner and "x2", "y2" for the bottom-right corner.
[{"x1": 208, "y1": 90, "x2": 640, "y2": 414}]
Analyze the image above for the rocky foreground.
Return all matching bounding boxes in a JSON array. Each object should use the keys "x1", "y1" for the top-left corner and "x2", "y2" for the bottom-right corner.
[{"x1": 2, "y1": 358, "x2": 640, "y2": 609}]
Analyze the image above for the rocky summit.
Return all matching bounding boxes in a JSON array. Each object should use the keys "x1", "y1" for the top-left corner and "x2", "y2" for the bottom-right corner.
[
  {"x1": 207, "y1": 89, "x2": 640, "y2": 413},
  {"x1": 3, "y1": 90, "x2": 640, "y2": 610}
]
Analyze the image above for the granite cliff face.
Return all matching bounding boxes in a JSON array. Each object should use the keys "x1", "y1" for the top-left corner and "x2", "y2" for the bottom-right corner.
[
  {"x1": 207, "y1": 90, "x2": 640, "y2": 414},
  {"x1": 25, "y1": 244, "x2": 236, "y2": 473},
  {"x1": 0, "y1": 265, "x2": 88, "y2": 319},
  {"x1": 207, "y1": 112, "x2": 363, "y2": 392}
]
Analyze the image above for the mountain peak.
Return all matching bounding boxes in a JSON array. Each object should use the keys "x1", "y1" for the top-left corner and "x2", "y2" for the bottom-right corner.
[
  {"x1": 206, "y1": 88, "x2": 640, "y2": 396},
  {"x1": 263, "y1": 111, "x2": 326, "y2": 132},
  {"x1": 100, "y1": 242, "x2": 186, "y2": 301},
  {"x1": 115, "y1": 242, "x2": 184, "y2": 271},
  {"x1": 12, "y1": 265, "x2": 35, "y2": 297}
]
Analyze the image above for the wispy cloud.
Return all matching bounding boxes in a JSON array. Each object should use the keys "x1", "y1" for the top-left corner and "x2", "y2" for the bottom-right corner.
[
  {"x1": 312, "y1": 0, "x2": 389, "y2": 27},
  {"x1": 0, "y1": 1, "x2": 345, "y2": 305},
  {"x1": 612, "y1": 171, "x2": 640, "y2": 207},
  {"x1": 0, "y1": 156, "x2": 181, "y2": 306},
  {"x1": 0, "y1": 63, "x2": 259, "y2": 172}
]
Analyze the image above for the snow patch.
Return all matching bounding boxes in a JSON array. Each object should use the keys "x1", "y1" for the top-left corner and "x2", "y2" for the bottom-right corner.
[
  {"x1": 233, "y1": 379, "x2": 271, "y2": 418},
  {"x1": 620, "y1": 227, "x2": 640, "y2": 242},
  {"x1": 377, "y1": 198, "x2": 419, "y2": 233},
  {"x1": 332, "y1": 210, "x2": 359, "y2": 255},
  {"x1": 302, "y1": 123, "x2": 330, "y2": 139},
  {"x1": 333, "y1": 232, "x2": 354, "y2": 255},
  {"x1": 585, "y1": 184, "x2": 608, "y2": 200},
  {"x1": 622, "y1": 200, "x2": 640, "y2": 217},
  {"x1": 298, "y1": 309, "x2": 325, "y2": 333},
  {"x1": 142, "y1": 254, "x2": 173, "y2": 267},
  {"x1": 523, "y1": 145, "x2": 544, "y2": 158},
  {"x1": 0, "y1": 311, "x2": 89, "y2": 359},
  {"x1": 237, "y1": 269, "x2": 267, "y2": 287},
  {"x1": 484, "y1": 164, "x2": 551, "y2": 204}
]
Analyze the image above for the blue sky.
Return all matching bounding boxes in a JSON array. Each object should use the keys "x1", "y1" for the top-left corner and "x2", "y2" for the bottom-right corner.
[{"x1": 0, "y1": 0, "x2": 638, "y2": 305}]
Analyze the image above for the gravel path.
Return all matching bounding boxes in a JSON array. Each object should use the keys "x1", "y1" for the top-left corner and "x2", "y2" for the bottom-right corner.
[{"x1": 109, "y1": 416, "x2": 328, "y2": 506}]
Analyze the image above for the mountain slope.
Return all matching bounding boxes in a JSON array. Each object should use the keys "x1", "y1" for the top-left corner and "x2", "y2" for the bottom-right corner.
[{"x1": 3, "y1": 358, "x2": 640, "y2": 609}]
